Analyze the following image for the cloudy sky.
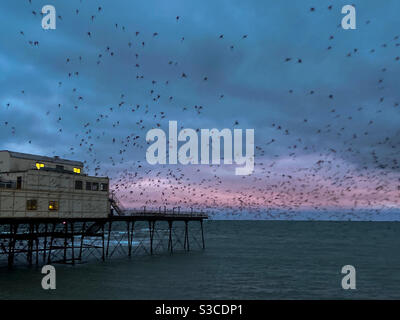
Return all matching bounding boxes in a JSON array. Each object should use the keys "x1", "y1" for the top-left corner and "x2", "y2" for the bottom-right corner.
[{"x1": 1, "y1": 0, "x2": 400, "y2": 218}]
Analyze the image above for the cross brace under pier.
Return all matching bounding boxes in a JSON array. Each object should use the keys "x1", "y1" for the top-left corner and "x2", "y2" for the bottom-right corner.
[{"x1": 0, "y1": 213, "x2": 208, "y2": 268}]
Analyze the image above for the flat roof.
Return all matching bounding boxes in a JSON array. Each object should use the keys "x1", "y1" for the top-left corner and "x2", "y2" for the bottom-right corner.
[
  {"x1": 0, "y1": 169, "x2": 108, "y2": 179},
  {"x1": 0, "y1": 150, "x2": 83, "y2": 167}
]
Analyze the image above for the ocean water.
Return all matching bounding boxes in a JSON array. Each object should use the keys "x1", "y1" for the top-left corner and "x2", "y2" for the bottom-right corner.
[{"x1": 1, "y1": 220, "x2": 400, "y2": 299}]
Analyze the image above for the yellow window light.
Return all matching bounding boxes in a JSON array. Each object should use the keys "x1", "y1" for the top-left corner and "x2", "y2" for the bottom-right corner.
[
  {"x1": 49, "y1": 201, "x2": 59, "y2": 211},
  {"x1": 73, "y1": 168, "x2": 81, "y2": 174},
  {"x1": 36, "y1": 163, "x2": 44, "y2": 170}
]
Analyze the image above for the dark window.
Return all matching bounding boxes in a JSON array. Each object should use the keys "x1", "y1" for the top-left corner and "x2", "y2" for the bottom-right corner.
[
  {"x1": 0, "y1": 182, "x2": 11, "y2": 189},
  {"x1": 100, "y1": 183, "x2": 108, "y2": 192},
  {"x1": 75, "y1": 180, "x2": 83, "y2": 190},
  {"x1": 86, "y1": 182, "x2": 92, "y2": 191},
  {"x1": 27, "y1": 200, "x2": 37, "y2": 211},
  {"x1": 48, "y1": 201, "x2": 59, "y2": 211},
  {"x1": 92, "y1": 183, "x2": 99, "y2": 191},
  {"x1": 56, "y1": 165, "x2": 64, "y2": 171},
  {"x1": 17, "y1": 177, "x2": 22, "y2": 189}
]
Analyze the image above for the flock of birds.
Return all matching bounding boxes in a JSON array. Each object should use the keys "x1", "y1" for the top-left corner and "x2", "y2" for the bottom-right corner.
[{"x1": 2, "y1": 1, "x2": 400, "y2": 219}]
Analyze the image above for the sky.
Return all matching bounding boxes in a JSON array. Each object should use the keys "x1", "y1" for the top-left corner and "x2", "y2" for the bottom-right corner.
[{"x1": 1, "y1": 0, "x2": 400, "y2": 219}]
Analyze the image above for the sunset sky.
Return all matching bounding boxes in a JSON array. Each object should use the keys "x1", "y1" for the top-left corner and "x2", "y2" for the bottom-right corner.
[{"x1": 1, "y1": 0, "x2": 400, "y2": 218}]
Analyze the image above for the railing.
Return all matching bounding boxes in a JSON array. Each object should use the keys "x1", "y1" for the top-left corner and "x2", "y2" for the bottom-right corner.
[
  {"x1": 109, "y1": 192, "x2": 208, "y2": 219},
  {"x1": 110, "y1": 192, "x2": 125, "y2": 209},
  {"x1": 0, "y1": 181, "x2": 16, "y2": 189},
  {"x1": 122, "y1": 210, "x2": 208, "y2": 219},
  {"x1": 109, "y1": 192, "x2": 127, "y2": 215}
]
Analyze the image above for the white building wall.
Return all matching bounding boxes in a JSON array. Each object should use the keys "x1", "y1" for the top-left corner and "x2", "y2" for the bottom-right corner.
[
  {"x1": 0, "y1": 190, "x2": 109, "y2": 218},
  {"x1": 0, "y1": 152, "x2": 10, "y2": 173},
  {"x1": 0, "y1": 170, "x2": 110, "y2": 218}
]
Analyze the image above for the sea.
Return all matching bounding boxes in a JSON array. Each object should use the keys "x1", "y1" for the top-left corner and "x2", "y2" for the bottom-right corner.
[{"x1": 1, "y1": 220, "x2": 400, "y2": 299}]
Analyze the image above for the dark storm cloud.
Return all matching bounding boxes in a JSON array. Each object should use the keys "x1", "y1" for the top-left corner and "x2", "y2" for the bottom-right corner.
[{"x1": 1, "y1": 0, "x2": 400, "y2": 179}]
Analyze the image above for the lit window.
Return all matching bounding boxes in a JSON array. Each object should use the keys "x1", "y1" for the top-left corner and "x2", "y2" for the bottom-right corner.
[
  {"x1": 27, "y1": 200, "x2": 38, "y2": 211},
  {"x1": 48, "y1": 201, "x2": 59, "y2": 211},
  {"x1": 73, "y1": 167, "x2": 81, "y2": 174},
  {"x1": 36, "y1": 163, "x2": 44, "y2": 170}
]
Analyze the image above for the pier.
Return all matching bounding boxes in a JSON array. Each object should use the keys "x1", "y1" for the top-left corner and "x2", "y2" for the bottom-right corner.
[{"x1": 0, "y1": 212, "x2": 208, "y2": 268}]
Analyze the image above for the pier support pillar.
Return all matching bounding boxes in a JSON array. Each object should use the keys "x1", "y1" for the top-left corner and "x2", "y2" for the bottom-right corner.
[
  {"x1": 47, "y1": 223, "x2": 56, "y2": 264},
  {"x1": 168, "y1": 221, "x2": 173, "y2": 254},
  {"x1": 71, "y1": 222, "x2": 75, "y2": 265},
  {"x1": 79, "y1": 222, "x2": 86, "y2": 261},
  {"x1": 101, "y1": 223, "x2": 105, "y2": 261},
  {"x1": 43, "y1": 223, "x2": 48, "y2": 263},
  {"x1": 63, "y1": 222, "x2": 68, "y2": 263},
  {"x1": 201, "y1": 220, "x2": 205, "y2": 250},
  {"x1": 7, "y1": 223, "x2": 18, "y2": 269},
  {"x1": 184, "y1": 221, "x2": 190, "y2": 251},
  {"x1": 128, "y1": 221, "x2": 135, "y2": 257},
  {"x1": 35, "y1": 223, "x2": 39, "y2": 266},
  {"x1": 106, "y1": 221, "x2": 112, "y2": 258},
  {"x1": 149, "y1": 220, "x2": 155, "y2": 255}
]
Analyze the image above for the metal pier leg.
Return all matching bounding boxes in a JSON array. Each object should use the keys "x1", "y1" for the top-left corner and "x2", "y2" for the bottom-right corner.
[
  {"x1": 184, "y1": 221, "x2": 190, "y2": 251},
  {"x1": 126, "y1": 221, "x2": 131, "y2": 257},
  {"x1": 129, "y1": 221, "x2": 135, "y2": 257},
  {"x1": 47, "y1": 223, "x2": 56, "y2": 264},
  {"x1": 168, "y1": 221, "x2": 173, "y2": 254},
  {"x1": 101, "y1": 223, "x2": 105, "y2": 261},
  {"x1": 184, "y1": 222, "x2": 187, "y2": 250},
  {"x1": 152, "y1": 220, "x2": 156, "y2": 254},
  {"x1": 149, "y1": 221, "x2": 155, "y2": 255},
  {"x1": 71, "y1": 222, "x2": 75, "y2": 265},
  {"x1": 200, "y1": 220, "x2": 205, "y2": 250},
  {"x1": 106, "y1": 221, "x2": 112, "y2": 258},
  {"x1": 28, "y1": 223, "x2": 35, "y2": 266},
  {"x1": 43, "y1": 223, "x2": 48, "y2": 263},
  {"x1": 79, "y1": 222, "x2": 86, "y2": 261},
  {"x1": 35, "y1": 224, "x2": 39, "y2": 266},
  {"x1": 63, "y1": 222, "x2": 68, "y2": 263},
  {"x1": 8, "y1": 223, "x2": 18, "y2": 269},
  {"x1": 27, "y1": 223, "x2": 34, "y2": 266}
]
